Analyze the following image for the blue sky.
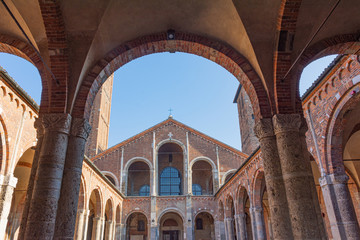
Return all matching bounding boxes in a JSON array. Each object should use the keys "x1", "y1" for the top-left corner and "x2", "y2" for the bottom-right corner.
[{"x1": 0, "y1": 52, "x2": 337, "y2": 150}]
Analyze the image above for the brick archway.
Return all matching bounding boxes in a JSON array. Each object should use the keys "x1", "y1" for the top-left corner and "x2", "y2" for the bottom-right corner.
[
  {"x1": 73, "y1": 32, "x2": 272, "y2": 120},
  {"x1": 252, "y1": 170, "x2": 266, "y2": 207},
  {"x1": 0, "y1": 35, "x2": 50, "y2": 112}
]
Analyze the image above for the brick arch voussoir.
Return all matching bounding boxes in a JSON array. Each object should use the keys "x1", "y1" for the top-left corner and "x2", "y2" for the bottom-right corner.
[
  {"x1": 236, "y1": 185, "x2": 249, "y2": 214},
  {"x1": 73, "y1": 32, "x2": 272, "y2": 120},
  {"x1": 0, "y1": 35, "x2": 50, "y2": 112},
  {"x1": 38, "y1": 0, "x2": 69, "y2": 114},
  {"x1": 252, "y1": 169, "x2": 266, "y2": 207}
]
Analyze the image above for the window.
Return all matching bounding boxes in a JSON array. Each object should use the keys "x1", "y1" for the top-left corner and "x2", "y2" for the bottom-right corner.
[
  {"x1": 196, "y1": 218, "x2": 203, "y2": 230},
  {"x1": 160, "y1": 167, "x2": 181, "y2": 195},
  {"x1": 138, "y1": 220, "x2": 145, "y2": 231},
  {"x1": 139, "y1": 185, "x2": 150, "y2": 196},
  {"x1": 192, "y1": 184, "x2": 202, "y2": 196}
]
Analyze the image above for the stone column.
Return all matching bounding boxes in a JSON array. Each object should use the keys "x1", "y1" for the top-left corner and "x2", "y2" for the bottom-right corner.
[
  {"x1": 234, "y1": 213, "x2": 246, "y2": 240},
  {"x1": 74, "y1": 209, "x2": 89, "y2": 240},
  {"x1": 215, "y1": 220, "x2": 226, "y2": 240},
  {"x1": 320, "y1": 173, "x2": 360, "y2": 239},
  {"x1": 252, "y1": 207, "x2": 266, "y2": 240},
  {"x1": 273, "y1": 114, "x2": 325, "y2": 239},
  {"x1": 114, "y1": 223, "x2": 121, "y2": 240},
  {"x1": 24, "y1": 113, "x2": 71, "y2": 240},
  {"x1": 54, "y1": 118, "x2": 91, "y2": 239},
  {"x1": 0, "y1": 174, "x2": 17, "y2": 239},
  {"x1": 224, "y1": 217, "x2": 235, "y2": 240},
  {"x1": 150, "y1": 225, "x2": 159, "y2": 240},
  {"x1": 254, "y1": 118, "x2": 293, "y2": 239},
  {"x1": 18, "y1": 118, "x2": 44, "y2": 240},
  {"x1": 93, "y1": 217, "x2": 103, "y2": 240},
  {"x1": 104, "y1": 220, "x2": 114, "y2": 239}
]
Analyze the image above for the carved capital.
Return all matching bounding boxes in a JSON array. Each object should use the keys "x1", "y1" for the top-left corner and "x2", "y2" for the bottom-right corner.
[
  {"x1": 273, "y1": 114, "x2": 302, "y2": 134},
  {"x1": 71, "y1": 118, "x2": 91, "y2": 139},
  {"x1": 41, "y1": 113, "x2": 72, "y2": 135},
  {"x1": 319, "y1": 173, "x2": 349, "y2": 187},
  {"x1": 254, "y1": 118, "x2": 274, "y2": 139}
]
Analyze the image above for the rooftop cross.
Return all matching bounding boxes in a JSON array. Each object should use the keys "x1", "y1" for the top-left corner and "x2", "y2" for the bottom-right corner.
[{"x1": 168, "y1": 108, "x2": 173, "y2": 118}]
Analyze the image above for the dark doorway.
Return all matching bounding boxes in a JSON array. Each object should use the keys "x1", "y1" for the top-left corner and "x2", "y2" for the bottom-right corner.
[{"x1": 163, "y1": 230, "x2": 179, "y2": 240}]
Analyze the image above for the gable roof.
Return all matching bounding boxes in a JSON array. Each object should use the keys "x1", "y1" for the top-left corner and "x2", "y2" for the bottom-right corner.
[{"x1": 91, "y1": 117, "x2": 248, "y2": 160}]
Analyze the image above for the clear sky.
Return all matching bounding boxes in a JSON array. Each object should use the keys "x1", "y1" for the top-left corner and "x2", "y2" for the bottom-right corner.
[{"x1": 0, "y1": 52, "x2": 338, "y2": 151}]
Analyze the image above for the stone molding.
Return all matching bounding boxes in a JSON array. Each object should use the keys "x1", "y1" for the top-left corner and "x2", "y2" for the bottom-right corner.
[
  {"x1": 254, "y1": 118, "x2": 274, "y2": 139},
  {"x1": 41, "y1": 113, "x2": 72, "y2": 135},
  {"x1": 34, "y1": 117, "x2": 44, "y2": 137},
  {"x1": 71, "y1": 118, "x2": 91, "y2": 139},
  {"x1": 319, "y1": 173, "x2": 349, "y2": 187},
  {"x1": 273, "y1": 114, "x2": 302, "y2": 134}
]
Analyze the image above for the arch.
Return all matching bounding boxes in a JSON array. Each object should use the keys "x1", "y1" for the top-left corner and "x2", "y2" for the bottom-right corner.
[
  {"x1": 124, "y1": 157, "x2": 153, "y2": 171},
  {"x1": 325, "y1": 82, "x2": 360, "y2": 174},
  {"x1": 190, "y1": 156, "x2": 217, "y2": 171},
  {"x1": 126, "y1": 212, "x2": 149, "y2": 240},
  {"x1": 73, "y1": 32, "x2": 273, "y2": 120},
  {"x1": 126, "y1": 160, "x2": 151, "y2": 196},
  {"x1": 102, "y1": 171, "x2": 119, "y2": 187},
  {"x1": 194, "y1": 211, "x2": 215, "y2": 240},
  {"x1": 252, "y1": 169, "x2": 266, "y2": 207},
  {"x1": 88, "y1": 187, "x2": 103, "y2": 217},
  {"x1": 115, "y1": 204, "x2": 121, "y2": 224},
  {"x1": 158, "y1": 209, "x2": 185, "y2": 240},
  {"x1": 157, "y1": 208, "x2": 186, "y2": 224},
  {"x1": 77, "y1": 175, "x2": 86, "y2": 210},
  {"x1": 218, "y1": 200, "x2": 225, "y2": 220},
  {"x1": 0, "y1": 114, "x2": 10, "y2": 175},
  {"x1": 155, "y1": 138, "x2": 186, "y2": 153},
  {"x1": 222, "y1": 169, "x2": 237, "y2": 184},
  {"x1": 191, "y1": 160, "x2": 214, "y2": 195},
  {"x1": 104, "y1": 197, "x2": 114, "y2": 221}
]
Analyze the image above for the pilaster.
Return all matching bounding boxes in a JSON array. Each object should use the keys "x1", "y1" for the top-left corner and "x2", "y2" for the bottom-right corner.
[{"x1": 0, "y1": 174, "x2": 18, "y2": 240}]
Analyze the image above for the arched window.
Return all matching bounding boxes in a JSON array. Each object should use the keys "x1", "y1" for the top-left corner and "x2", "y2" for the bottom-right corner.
[
  {"x1": 160, "y1": 167, "x2": 181, "y2": 196},
  {"x1": 139, "y1": 185, "x2": 150, "y2": 196},
  {"x1": 192, "y1": 184, "x2": 202, "y2": 195}
]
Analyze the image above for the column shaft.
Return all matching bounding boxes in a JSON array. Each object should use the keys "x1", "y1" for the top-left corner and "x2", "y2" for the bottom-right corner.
[
  {"x1": 18, "y1": 118, "x2": 43, "y2": 240},
  {"x1": 254, "y1": 118, "x2": 293, "y2": 239},
  {"x1": 252, "y1": 207, "x2": 266, "y2": 240},
  {"x1": 273, "y1": 114, "x2": 325, "y2": 239},
  {"x1": 74, "y1": 209, "x2": 89, "y2": 240},
  {"x1": 54, "y1": 118, "x2": 91, "y2": 239},
  {"x1": 24, "y1": 113, "x2": 71, "y2": 240},
  {"x1": 0, "y1": 174, "x2": 17, "y2": 239},
  {"x1": 234, "y1": 213, "x2": 246, "y2": 240},
  {"x1": 320, "y1": 173, "x2": 360, "y2": 239},
  {"x1": 225, "y1": 218, "x2": 235, "y2": 240}
]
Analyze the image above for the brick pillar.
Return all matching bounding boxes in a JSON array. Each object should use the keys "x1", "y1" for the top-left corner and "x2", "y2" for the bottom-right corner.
[
  {"x1": 234, "y1": 213, "x2": 246, "y2": 240},
  {"x1": 74, "y1": 209, "x2": 89, "y2": 240},
  {"x1": 24, "y1": 113, "x2": 71, "y2": 239},
  {"x1": 320, "y1": 173, "x2": 360, "y2": 239},
  {"x1": 54, "y1": 118, "x2": 91, "y2": 239},
  {"x1": 0, "y1": 174, "x2": 17, "y2": 239},
  {"x1": 254, "y1": 118, "x2": 293, "y2": 239},
  {"x1": 18, "y1": 118, "x2": 43, "y2": 240},
  {"x1": 273, "y1": 114, "x2": 325, "y2": 239}
]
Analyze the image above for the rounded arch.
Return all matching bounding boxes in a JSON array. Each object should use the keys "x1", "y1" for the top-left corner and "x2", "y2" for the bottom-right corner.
[
  {"x1": 115, "y1": 204, "x2": 121, "y2": 224},
  {"x1": 0, "y1": 114, "x2": 10, "y2": 175},
  {"x1": 190, "y1": 156, "x2": 217, "y2": 171},
  {"x1": 73, "y1": 32, "x2": 272, "y2": 120},
  {"x1": 78, "y1": 175, "x2": 86, "y2": 210},
  {"x1": 102, "y1": 170, "x2": 119, "y2": 187},
  {"x1": 124, "y1": 157, "x2": 153, "y2": 171},
  {"x1": 156, "y1": 138, "x2": 186, "y2": 153},
  {"x1": 88, "y1": 187, "x2": 103, "y2": 217},
  {"x1": 222, "y1": 169, "x2": 237, "y2": 184},
  {"x1": 325, "y1": 82, "x2": 360, "y2": 174},
  {"x1": 252, "y1": 169, "x2": 266, "y2": 207},
  {"x1": 236, "y1": 185, "x2": 250, "y2": 213},
  {"x1": 218, "y1": 200, "x2": 225, "y2": 220},
  {"x1": 104, "y1": 197, "x2": 114, "y2": 221},
  {"x1": 157, "y1": 208, "x2": 185, "y2": 224},
  {"x1": 193, "y1": 209, "x2": 215, "y2": 221},
  {"x1": 225, "y1": 195, "x2": 235, "y2": 218},
  {"x1": 125, "y1": 210, "x2": 150, "y2": 224}
]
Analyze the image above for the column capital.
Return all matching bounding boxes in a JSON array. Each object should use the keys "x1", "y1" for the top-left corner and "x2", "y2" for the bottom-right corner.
[
  {"x1": 273, "y1": 114, "x2": 306, "y2": 134},
  {"x1": 34, "y1": 117, "x2": 44, "y2": 137},
  {"x1": 234, "y1": 213, "x2": 246, "y2": 219},
  {"x1": 250, "y1": 206, "x2": 263, "y2": 213},
  {"x1": 70, "y1": 118, "x2": 91, "y2": 139},
  {"x1": 41, "y1": 113, "x2": 72, "y2": 135},
  {"x1": 319, "y1": 173, "x2": 349, "y2": 187},
  {"x1": 254, "y1": 118, "x2": 274, "y2": 139},
  {"x1": 0, "y1": 174, "x2": 17, "y2": 187}
]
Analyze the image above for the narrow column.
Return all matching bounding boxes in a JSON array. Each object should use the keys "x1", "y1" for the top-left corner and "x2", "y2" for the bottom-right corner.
[
  {"x1": 18, "y1": 118, "x2": 44, "y2": 240},
  {"x1": 254, "y1": 118, "x2": 293, "y2": 239},
  {"x1": 234, "y1": 213, "x2": 246, "y2": 240},
  {"x1": 273, "y1": 114, "x2": 325, "y2": 239},
  {"x1": 74, "y1": 209, "x2": 89, "y2": 240},
  {"x1": 24, "y1": 113, "x2": 71, "y2": 239},
  {"x1": 252, "y1": 207, "x2": 266, "y2": 240},
  {"x1": 54, "y1": 118, "x2": 91, "y2": 239},
  {"x1": 320, "y1": 173, "x2": 360, "y2": 239},
  {"x1": 115, "y1": 222, "x2": 121, "y2": 240},
  {"x1": 0, "y1": 174, "x2": 17, "y2": 239},
  {"x1": 215, "y1": 220, "x2": 226, "y2": 240},
  {"x1": 224, "y1": 217, "x2": 235, "y2": 240},
  {"x1": 93, "y1": 217, "x2": 103, "y2": 240},
  {"x1": 104, "y1": 220, "x2": 114, "y2": 239}
]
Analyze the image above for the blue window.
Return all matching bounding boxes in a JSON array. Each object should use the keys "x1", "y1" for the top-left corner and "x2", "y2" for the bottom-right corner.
[
  {"x1": 160, "y1": 167, "x2": 181, "y2": 195},
  {"x1": 192, "y1": 184, "x2": 202, "y2": 195},
  {"x1": 139, "y1": 185, "x2": 150, "y2": 196}
]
